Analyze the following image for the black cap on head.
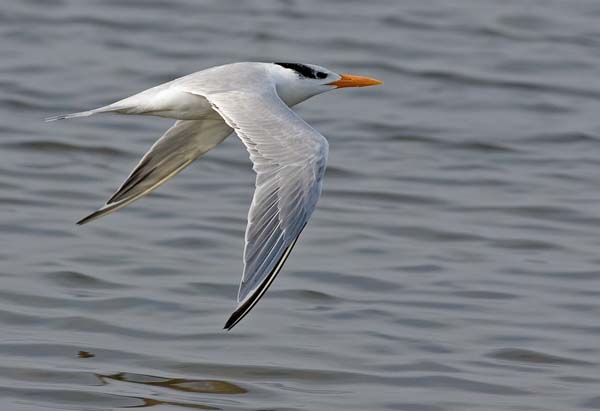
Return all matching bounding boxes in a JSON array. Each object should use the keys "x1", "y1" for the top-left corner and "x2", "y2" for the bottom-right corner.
[{"x1": 274, "y1": 62, "x2": 327, "y2": 79}]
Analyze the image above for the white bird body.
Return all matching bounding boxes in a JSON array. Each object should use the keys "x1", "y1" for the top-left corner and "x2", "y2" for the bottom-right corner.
[
  {"x1": 46, "y1": 61, "x2": 382, "y2": 329},
  {"x1": 88, "y1": 63, "x2": 325, "y2": 120}
]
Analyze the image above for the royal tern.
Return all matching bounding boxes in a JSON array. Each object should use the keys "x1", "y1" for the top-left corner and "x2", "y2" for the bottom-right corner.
[{"x1": 46, "y1": 62, "x2": 382, "y2": 330}]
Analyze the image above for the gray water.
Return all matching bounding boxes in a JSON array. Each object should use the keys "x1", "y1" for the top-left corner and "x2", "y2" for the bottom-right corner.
[{"x1": 2, "y1": 0, "x2": 600, "y2": 410}]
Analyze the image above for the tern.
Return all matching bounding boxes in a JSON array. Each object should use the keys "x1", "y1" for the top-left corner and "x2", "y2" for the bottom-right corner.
[{"x1": 46, "y1": 62, "x2": 382, "y2": 330}]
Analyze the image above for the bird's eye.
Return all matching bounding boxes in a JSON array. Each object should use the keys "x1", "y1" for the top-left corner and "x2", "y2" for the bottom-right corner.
[{"x1": 316, "y1": 72, "x2": 327, "y2": 79}]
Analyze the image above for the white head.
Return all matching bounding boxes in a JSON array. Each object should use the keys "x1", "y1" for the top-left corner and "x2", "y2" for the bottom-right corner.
[{"x1": 267, "y1": 62, "x2": 382, "y2": 106}]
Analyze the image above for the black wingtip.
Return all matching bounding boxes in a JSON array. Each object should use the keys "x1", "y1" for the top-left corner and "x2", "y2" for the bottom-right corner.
[
  {"x1": 223, "y1": 306, "x2": 246, "y2": 331},
  {"x1": 222, "y1": 229, "x2": 306, "y2": 331},
  {"x1": 223, "y1": 315, "x2": 237, "y2": 331},
  {"x1": 76, "y1": 201, "x2": 123, "y2": 225},
  {"x1": 76, "y1": 209, "x2": 103, "y2": 225}
]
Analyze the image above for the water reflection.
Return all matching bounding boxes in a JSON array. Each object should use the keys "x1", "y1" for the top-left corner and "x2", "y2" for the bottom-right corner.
[
  {"x1": 96, "y1": 372, "x2": 247, "y2": 409},
  {"x1": 99, "y1": 372, "x2": 248, "y2": 394},
  {"x1": 128, "y1": 397, "x2": 219, "y2": 410}
]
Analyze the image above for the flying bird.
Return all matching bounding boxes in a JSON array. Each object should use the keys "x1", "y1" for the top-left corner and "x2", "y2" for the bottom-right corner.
[{"x1": 46, "y1": 62, "x2": 382, "y2": 330}]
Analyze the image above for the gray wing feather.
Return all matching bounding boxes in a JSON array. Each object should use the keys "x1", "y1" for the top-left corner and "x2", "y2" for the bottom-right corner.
[
  {"x1": 78, "y1": 118, "x2": 232, "y2": 224},
  {"x1": 201, "y1": 86, "x2": 329, "y2": 329}
]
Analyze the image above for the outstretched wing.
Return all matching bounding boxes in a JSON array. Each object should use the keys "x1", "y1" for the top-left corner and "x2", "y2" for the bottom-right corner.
[
  {"x1": 77, "y1": 118, "x2": 232, "y2": 224},
  {"x1": 202, "y1": 87, "x2": 329, "y2": 330}
]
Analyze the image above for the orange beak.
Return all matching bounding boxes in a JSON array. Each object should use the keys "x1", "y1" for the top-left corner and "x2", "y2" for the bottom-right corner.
[{"x1": 327, "y1": 74, "x2": 383, "y2": 88}]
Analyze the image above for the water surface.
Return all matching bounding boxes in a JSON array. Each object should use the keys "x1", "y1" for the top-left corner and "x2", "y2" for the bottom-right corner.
[{"x1": 2, "y1": 1, "x2": 600, "y2": 410}]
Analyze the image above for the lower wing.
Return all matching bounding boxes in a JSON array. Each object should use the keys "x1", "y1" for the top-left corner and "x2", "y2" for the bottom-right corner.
[{"x1": 77, "y1": 118, "x2": 232, "y2": 224}]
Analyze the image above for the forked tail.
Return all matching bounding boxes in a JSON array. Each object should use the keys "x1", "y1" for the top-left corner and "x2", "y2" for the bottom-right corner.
[
  {"x1": 44, "y1": 104, "x2": 125, "y2": 122},
  {"x1": 45, "y1": 110, "x2": 98, "y2": 122}
]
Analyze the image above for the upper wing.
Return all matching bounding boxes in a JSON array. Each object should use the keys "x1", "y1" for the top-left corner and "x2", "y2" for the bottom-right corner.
[
  {"x1": 77, "y1": 118, "x2": 232, "y2": 224},
  {"x1": 200, "y1": 87, "x2": 329, "y2": 330}
]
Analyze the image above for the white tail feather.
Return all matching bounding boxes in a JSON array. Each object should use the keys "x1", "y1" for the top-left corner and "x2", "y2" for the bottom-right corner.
[
  {"x1": 44, "y1": 110, "x2": 98, "y2": 122},
  {"x1": 44, "y1": 102, "x2": 128, "y2": 122}
]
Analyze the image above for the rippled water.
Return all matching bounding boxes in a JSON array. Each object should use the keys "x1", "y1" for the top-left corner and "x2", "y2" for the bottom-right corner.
[{"x1": 2, "y1": 0, "x2": 600, "y2": 410}]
